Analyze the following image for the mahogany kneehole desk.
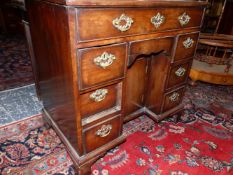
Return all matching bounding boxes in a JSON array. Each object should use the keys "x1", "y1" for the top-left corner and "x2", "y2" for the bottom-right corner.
[{"x1": 26, "y1": 0, "x2": 207, "y2": 174}]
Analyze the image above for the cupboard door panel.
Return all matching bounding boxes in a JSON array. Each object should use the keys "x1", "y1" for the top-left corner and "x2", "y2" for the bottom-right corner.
[
  {"x1": 125, "y1": 58, "x2": 147, "y2": 116},
  {"x1": 145, "y1": 53, "x2": 171, "y2": 114}
]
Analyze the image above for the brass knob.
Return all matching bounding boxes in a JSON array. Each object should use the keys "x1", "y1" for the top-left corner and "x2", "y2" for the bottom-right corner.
[
  {"x1": 112, "y1": 14, "x2": 134, "y2": 32},
  {"x1": 175, "y1": 67, "x2": 186, "y2": 77},
  {"x1": 90, "y1": 89, "x2": 108, "y2": 102},
  {"x1": 183, "y1": 37, "x2": 194, "y2": 49},
  {"x1": 94, "y1": 52, "x2": 116, "y2": 69},
  {"x1": 178, "y1": 12, "x2": 191, "y2": 26},
  {"x1": 169, "y1": 92, "x2": 180, "y2": 102},
  {"x1": 151, "y1": 12, "x2": 165, "y2": 29},
  {"x1": 96, "y1": 124, "x2": 112, "y2": 137}
]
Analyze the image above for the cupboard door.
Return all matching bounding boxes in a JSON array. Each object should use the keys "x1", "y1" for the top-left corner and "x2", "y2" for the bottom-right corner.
[
  {"x1": 125, "y1": 58, "x2": 147, "y2": 116},
  {"x1": 145, "y1": 53, "x2": 171, "y2": 114}
]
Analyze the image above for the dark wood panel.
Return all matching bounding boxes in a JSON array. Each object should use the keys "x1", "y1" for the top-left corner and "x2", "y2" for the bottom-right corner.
[
  {"x1": 218, "y1": 1, "x2": 233, "y2": 35},
  {"x1": 0, "y1": 6, "x2": 25, "y2": 34},
  {"x1": 76, "y1": 8, "x2": 203, "y2": 42},
  {"x1": 23, "y1": 21, "x2": 41, "y2": 99},
  {"x1": 77, "y1": 43, "x2": 127, "y2": 90},
  {"x1": 26, "y1": 0, "x2": 81, "y2": 153}
]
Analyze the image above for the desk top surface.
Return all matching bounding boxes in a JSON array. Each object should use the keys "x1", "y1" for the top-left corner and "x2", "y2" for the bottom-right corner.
[{"x1": 41, "y1": 0, "x2": 208, "y2": 7}]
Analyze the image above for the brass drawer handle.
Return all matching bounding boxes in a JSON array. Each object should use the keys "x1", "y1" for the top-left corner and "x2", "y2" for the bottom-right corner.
[
  {"x1": 175, "y1": 67, "x2": 186, "y2": 77},
  {"x1": 94, "y1": 52, "x2": 116, "y2": 69},
  {"x1": 151, "y1": 12, "x2": 165, "y2": 29},
  {"x1": 178, "y1": 12, "x2": 191, "y2": 26},
  {"x1": 96, "y1": 124, "x2": 112, "y2": 137},
  {"x1": 169, "y1": 92, "x2": 180, "y2": 102},
  {"x1": 90, "y1": 89, "x2": 108, "y2": 102},
  {"x1": 183, "y1": 37, "x2": 194, "y2": 49},
  {"x1": 112, "y1": 14, "x2": 134, "y2": 32}
]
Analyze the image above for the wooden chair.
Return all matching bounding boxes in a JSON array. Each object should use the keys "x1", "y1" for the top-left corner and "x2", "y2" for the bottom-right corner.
[{"x1": 189, "y1": 33, "x2": 233, "y2": 85}]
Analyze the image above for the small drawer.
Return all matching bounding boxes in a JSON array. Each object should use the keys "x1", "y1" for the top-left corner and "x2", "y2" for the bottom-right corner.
[
  {"x1": 83, "y1": 115, "x2": 121, "y2": 153},
  {"x1": 76, "y1": 8, "x2": 204, "y2": 42},
  {"x1": 174, "y1": 32, "x2": 199, "y2": 61},
  {"x1": 77, "y1": 43, "x2": 126, "y2": 90},
  {"x1": 162, "y1": 87, "x2": 185, "y2": 112},
  {"x1": 80, "y1": 83, "x2": 121, "y2": 119},
  {"x1": 166, "y1": 61, "x2": 191, "y2": 90}
]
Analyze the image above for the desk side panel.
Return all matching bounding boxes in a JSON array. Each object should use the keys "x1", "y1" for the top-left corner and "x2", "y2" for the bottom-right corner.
[{"x1": 26, "y1": 0, "x2": 81, "y2": 153}]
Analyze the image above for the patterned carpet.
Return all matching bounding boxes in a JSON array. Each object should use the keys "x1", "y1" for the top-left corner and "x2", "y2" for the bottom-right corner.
[
  {"x1": 1, "y1": 23, "x2": 233, "y2": 175},
  {"x1": 0, "y1": 115, "x2": 75, "y2": 175},
  {"x1": 0, "y1": 34, "x2": 34, "y2": 91},
  {"x1": 0, "y1": 82, "x2": 232, "y2": 175}
]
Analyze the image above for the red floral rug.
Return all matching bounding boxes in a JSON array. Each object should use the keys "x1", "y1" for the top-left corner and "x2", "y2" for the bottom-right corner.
[
  {"x1": 0, "y1": 82, "x2": 233, "y2": 175},
  {"x1": 93, "y1": 116, "x2": 233, "y2": 175}
]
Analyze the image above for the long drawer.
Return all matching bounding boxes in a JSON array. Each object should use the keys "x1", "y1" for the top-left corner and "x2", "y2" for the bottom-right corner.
[{"x1": 76, "y1": 8, "x2": 204, "y2": 42}]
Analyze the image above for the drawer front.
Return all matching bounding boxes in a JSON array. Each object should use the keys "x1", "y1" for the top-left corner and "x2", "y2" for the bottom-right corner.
[
  {"x1": 80, "y1": 83, "x2": 121, "y2": 118},
  {"x1": 83, "y1": 115, "x2": 121, "y2": 153},
  {"x1": 174, "y1": 32, "x2": 199, "y2": 61},
  {"x1": 162, "y1": 87, "x2": 185, "y2": 112},
  {"x1": 166, "y1": 61, "x2": 191, "y2": 89},
  {"x1": 130, "y1": 37, "x2": 174, "y2": 56},
  {"x1": 76, "y1": 8, "x2": 203, "y2": 42},
  {"x1": 77, "y1": 43, "x2": 126, "y2": 90}
]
